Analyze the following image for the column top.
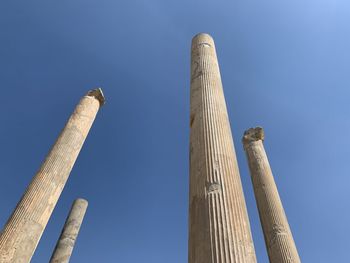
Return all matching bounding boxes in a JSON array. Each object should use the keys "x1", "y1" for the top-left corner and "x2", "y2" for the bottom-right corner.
[
  {"x1": 242, "y1": 127, "x2": 265, "y2": 145},
  {"x1": 86, "y1": 88, "x2": 105, "y2": 106},
  {"x1": 191, "y1": 33, "x2": 215, "y2": 50},
  {"x1": 74, "y1": 198, "x2": 89, "y2": 206}
]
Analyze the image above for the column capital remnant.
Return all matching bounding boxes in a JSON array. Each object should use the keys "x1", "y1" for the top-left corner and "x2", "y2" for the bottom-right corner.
[
  {"x1": 242, "y1": 126, "x2": 265, "y2": 145},
  {"x1": 87, "y1": 88, "x2": 105, "y2": 106}
]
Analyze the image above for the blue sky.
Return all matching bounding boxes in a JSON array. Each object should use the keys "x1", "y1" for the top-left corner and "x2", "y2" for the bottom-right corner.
[{"x1": 0, "y1": 0, "x2": 349, "y2": 262}]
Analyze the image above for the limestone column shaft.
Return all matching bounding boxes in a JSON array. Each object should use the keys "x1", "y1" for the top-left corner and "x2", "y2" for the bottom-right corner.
[
  {"x1": 242, "y1": 127, "x2": 300, "y2": 263},
  {"x1": 0, "y1": 89, "x2": 105, "y2": 263},
  {"x1": 49, "y1": 198, "x2": 88, "y2": 263},
  {"x1": 189, "y1": 33, "x2": 256, "y2": 263}
]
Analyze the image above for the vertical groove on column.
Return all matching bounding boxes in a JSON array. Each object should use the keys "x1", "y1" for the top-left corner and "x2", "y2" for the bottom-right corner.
[
  {"x1": 189, "y1": 33, "x2": 257, "y2": 263},
  {"x1": 242, "y1": 127, "x2": 301, "y2": 263},
  {"x1": 0, "y1": 89, "x2": 105, "y2": 263}
]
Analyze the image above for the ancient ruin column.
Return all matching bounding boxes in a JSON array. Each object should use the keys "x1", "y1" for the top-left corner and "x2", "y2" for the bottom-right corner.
[
  {"x1": 0, "y1": 88, "x2": 105, "y2": 263},
  {"x1": 49, "y1": 198, "x2": 88, "y2": 263},
  {"x1": 242, "y1": 127, "x2": 300, "y2": 263},
  {"x1": 189, "y1": 33, "x2": 256, "y2": 263}
]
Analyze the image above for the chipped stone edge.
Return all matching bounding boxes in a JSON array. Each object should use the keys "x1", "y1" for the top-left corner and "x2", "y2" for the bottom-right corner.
[
  {"x1": 86, "y1": 88, "x2": 105, "y2": 106},
  {"x1": 242, "y1": 127, "x2": 265, "y2": 146}
]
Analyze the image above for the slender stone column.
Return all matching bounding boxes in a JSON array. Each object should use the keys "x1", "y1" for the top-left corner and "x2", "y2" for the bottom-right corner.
[
  {"x1": 242, "y1": 127, "x2": 300, "y2": 263},
  {"x1": 49, "y1": 199, "x2": 88, "y2": 263},
  {"x1": 0, "y1": 89, "x2": 105, "y2": 263},
  {"x1": 189, "y1": 33, "x2": 256, "y2": 263}
]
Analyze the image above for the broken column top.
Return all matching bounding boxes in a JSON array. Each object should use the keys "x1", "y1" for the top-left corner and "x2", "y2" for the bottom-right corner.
[
  {"x1": 86, "y1": 88, "x2": 105, "y2": 106},
  {"x1": 191, "y1": 33, "x2": 215, "y2": 50},
  {"x1": 242, "y1": 127, "x2": 265, "y2": 145}
]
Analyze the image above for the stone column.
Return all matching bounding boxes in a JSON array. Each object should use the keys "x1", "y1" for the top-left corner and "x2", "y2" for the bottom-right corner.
[
  {"x1": 242, "y1": 127, "x2": 300, "y2": 263},
  {"x1": 49, "y1": 198, "x2": 88, "y2": 263},
  {"x1": 0, "y1": 89, "x2": 105, "y2": 263},
  {"x1": 189, "y1": 33, "x2": 256, "y2": 263}
]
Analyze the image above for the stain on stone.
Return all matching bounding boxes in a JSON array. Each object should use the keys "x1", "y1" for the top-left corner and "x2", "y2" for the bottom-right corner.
[
  {"x1": 207, "y1": 182, "x2": 221, "y2": 194},
  {"x1": 190, "y1": 114, "x2": 195, "y2": 128},
  {"x1": 269, "y1": 224, "x2": 287, "y2": 247},
  {"x1": 198, "y1": 43, "x2": 211, "y2": 48},
  {"x1": 191, "y1": 61, "x2": 203, "y2": 82}
]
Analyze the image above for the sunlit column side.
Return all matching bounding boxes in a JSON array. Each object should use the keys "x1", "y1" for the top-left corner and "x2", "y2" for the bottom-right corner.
[
  {"x1": 49, "y1": 198, "x2": 88, "y2": 263},
  {"x1": 242, "y1": 127, "x2": 301, "y2": 263},
  {"x1": 189, "y1": 33, "x2": 257, "y2": 263},
  {"x1": 0, "y1": 88, "x2": 105, "y2": 263}
]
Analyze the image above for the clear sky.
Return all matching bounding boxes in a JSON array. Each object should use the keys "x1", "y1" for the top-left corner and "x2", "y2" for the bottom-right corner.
[{"x1": 0, "y1": 0, "x2": 349, "y2": 262}]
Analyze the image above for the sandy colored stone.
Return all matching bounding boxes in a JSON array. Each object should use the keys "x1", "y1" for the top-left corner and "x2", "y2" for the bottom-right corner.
[
  {"x1": 189, "y1": 33, "x2": 257, "y2": 263},
  {"x1": 242, "y1": 127, "x2": 301, "y2": 263},
  {"x1": 49, "y1": 199, "x2": 88, "y2": 263},
  {"x1": 0, "y1": 89, "x2": 104, "y2": 263}
]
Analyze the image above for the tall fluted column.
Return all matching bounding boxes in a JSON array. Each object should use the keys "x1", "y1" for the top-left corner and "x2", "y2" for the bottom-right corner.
[
  {"x1": 50, "y1": 198, "x2": 88, "y2": 263},
  {"x1": 242, "y1": 127, "x2": 300, "y2": 263},
  {"x1": 189, "y1": 33, "x2": 256, "y2": 263},
  {"x1": 0, "y1": 89, "x2": 105, "y2": 263}
]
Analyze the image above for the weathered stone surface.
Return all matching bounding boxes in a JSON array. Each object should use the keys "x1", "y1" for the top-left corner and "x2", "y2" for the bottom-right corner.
[
  {"x1": 242, "y1": 127, "x2": 264, "y2": 144},
  {"x1": 189, "y1": 33, "x2": 257, "y2": 263},
  {"x1": 49, "y1": 199, "x2": 88, "y2": 263},
  {"x1": 242, "y1": 127, "x2": 301, "y2": 263},
  {"x1": 0, "y1": 89, "x2": 104, "y2": 263}
]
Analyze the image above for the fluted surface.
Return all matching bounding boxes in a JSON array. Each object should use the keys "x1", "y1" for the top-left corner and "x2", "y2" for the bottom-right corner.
[
  {"x1": 189, "y1": 33, "x2": 256, "y2": 263},
  {"x1": 242, "y1": 127, "x2": 300, "y2": 263},
  {"x1": 50, "y1": 198, "x2": 88, "y2": 263},
  {"x1": 0, "y1": 89, "x2": 104, "y2": 263}
]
